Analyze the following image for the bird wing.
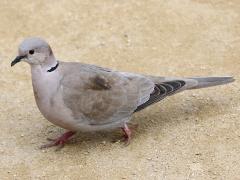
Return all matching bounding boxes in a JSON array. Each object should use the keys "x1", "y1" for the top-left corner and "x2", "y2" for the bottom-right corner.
[
  {"x1": 133, "y1": 75, "x2": 200, "y2": 112},
  {"x1": 59, "y1": 62, "x2": 155, "y2": 125},
  {"x1": 134, "y1": 80, "x2": 186, "y2": 112}
]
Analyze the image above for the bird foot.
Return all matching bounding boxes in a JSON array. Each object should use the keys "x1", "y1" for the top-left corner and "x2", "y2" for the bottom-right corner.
[
  {"x1": 40, "y1": 131, "x2": 76, "y2": 150},
  {"x1": 121, "y1": 123, "x2": 133, "y2": 146}
]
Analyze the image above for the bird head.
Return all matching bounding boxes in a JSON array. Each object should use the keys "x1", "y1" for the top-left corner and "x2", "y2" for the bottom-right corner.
[{"x1": 11, "y1": 37, "x2": 54, "y2": 67}]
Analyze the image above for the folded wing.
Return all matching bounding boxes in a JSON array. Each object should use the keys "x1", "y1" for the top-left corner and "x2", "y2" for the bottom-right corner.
[{"x1": 60, "y1": 63, "x2": 155, "y2": 125}]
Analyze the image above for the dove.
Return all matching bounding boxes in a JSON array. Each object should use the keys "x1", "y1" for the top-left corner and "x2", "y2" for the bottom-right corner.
[{"x1": 11, "y1": 37, "x2": 234, "y2": 149}]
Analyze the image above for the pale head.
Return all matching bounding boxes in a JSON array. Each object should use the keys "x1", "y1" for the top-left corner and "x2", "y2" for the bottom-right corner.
[{"x1": 11, "y1": 37, "x2": 55, "y2": 67}]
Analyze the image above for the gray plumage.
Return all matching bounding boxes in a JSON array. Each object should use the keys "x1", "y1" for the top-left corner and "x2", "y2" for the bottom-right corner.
[{"x1": 11, "y1": 37, "x2": 235, "y2": 147}]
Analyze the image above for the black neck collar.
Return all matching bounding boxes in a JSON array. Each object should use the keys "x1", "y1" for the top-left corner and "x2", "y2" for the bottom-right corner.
[{"x1": 47, "y1": 61, "x2": 59, "y2": 72}]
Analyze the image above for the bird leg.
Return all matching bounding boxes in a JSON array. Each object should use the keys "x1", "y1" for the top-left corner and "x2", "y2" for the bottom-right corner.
[
  {"x1": 121, "y1": 123, "x2": 132, "y2": 145},
  {"x1": 40, "y1": 131, "x2": 76, "y2": 150}
]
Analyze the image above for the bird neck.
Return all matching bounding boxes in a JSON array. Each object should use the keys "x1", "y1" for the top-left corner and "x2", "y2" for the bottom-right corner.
[
  {"x1": 30, "y1": 56, "x2": 60, "y2": 84},
  {"x1": 30, "y1": 59, "x2": 61, "y2": 104},
  {"x1": 41, "y1": 56, "x2": 58, "y2": 72},
  {"x1": 47, "y1": 61, "x2": 59, "y2": 72}
]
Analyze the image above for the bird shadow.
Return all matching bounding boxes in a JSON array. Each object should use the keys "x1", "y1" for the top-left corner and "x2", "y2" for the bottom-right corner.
[{"x1": 69, "y1": 94, "x2": 229, "y2": 149}]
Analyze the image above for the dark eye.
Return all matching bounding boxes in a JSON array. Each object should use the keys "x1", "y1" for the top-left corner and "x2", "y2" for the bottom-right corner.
[{"x1": 29, "y1": 50, "x2": 34, "y2": 55}]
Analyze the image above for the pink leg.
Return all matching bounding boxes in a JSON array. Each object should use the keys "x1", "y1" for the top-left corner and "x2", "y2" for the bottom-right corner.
[
  {"x1": 121, "y1": 123, "x2": 132, "y2": 145},
  {"x1": 40, "y1": 131, "x2": 76, "y2": 150}
]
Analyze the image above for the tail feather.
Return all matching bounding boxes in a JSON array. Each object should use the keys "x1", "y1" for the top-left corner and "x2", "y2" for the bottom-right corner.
[
  {"x1": 188, "y1": 76, "x2": 235, "y2": 89},
  {"x1": 134, "y1": 76, "x2": 234, "y2": 112}
]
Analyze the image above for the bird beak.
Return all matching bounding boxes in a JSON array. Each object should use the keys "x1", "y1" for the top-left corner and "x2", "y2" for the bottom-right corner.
[{"x1": 11, "y1": 55, "x2": 26, "y2": 67}]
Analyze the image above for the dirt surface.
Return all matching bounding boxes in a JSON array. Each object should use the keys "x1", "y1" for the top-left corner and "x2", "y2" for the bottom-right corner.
[{"x1": 0, "y1": 0, "x2": 239, "y2": 179}]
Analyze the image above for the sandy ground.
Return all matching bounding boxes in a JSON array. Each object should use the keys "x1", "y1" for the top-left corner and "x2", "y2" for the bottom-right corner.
[{"x1": 0, "y1": 0, "x2": 239, "y2": 179}]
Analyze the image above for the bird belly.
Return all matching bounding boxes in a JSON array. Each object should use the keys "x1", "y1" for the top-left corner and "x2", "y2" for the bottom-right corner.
[{"x1": 35, "y1": 89, "x2": 127, "y2": 132}]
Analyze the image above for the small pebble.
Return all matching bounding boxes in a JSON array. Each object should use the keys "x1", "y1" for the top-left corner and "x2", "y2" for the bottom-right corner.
[
  {"x1": 83, "y1": 151, "x2": 90, "y2": 155},
  {"x1": 114, "y1": 140, "x2": 121, "y2": 144}
]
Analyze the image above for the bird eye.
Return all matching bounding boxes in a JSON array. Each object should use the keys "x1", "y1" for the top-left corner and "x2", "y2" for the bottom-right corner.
[{"x1": 29, "y1": 50, "x2": 34, "y2": 55}]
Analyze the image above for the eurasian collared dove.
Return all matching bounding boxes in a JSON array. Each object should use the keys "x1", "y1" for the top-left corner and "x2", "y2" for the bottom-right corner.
[{"x1": 11, "y1": 37, "x2": 234, "y2": 149}]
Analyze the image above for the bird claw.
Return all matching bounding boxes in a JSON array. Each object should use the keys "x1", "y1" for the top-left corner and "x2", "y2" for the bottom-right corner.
[
  {"x1": 40, "y1": 140, "x2": 64, "y2": 150},
  {"x1": 40, "y1": 131, "x2": 76, "y2": 150},
  {"x1": 40, "y1": 124, "x2": 134, "y2": 150},
  {"x1": 120, "y1": 136, "x2": 131, "y2": 146}
]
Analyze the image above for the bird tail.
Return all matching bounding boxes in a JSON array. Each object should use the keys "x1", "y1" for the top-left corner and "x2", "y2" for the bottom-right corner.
[
  {"x1": 187, "y1": 76, "x2": 235, "y2": 90},
  {"x1": 134, "y1": 75, "x2": 234, "y2": 112}
]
